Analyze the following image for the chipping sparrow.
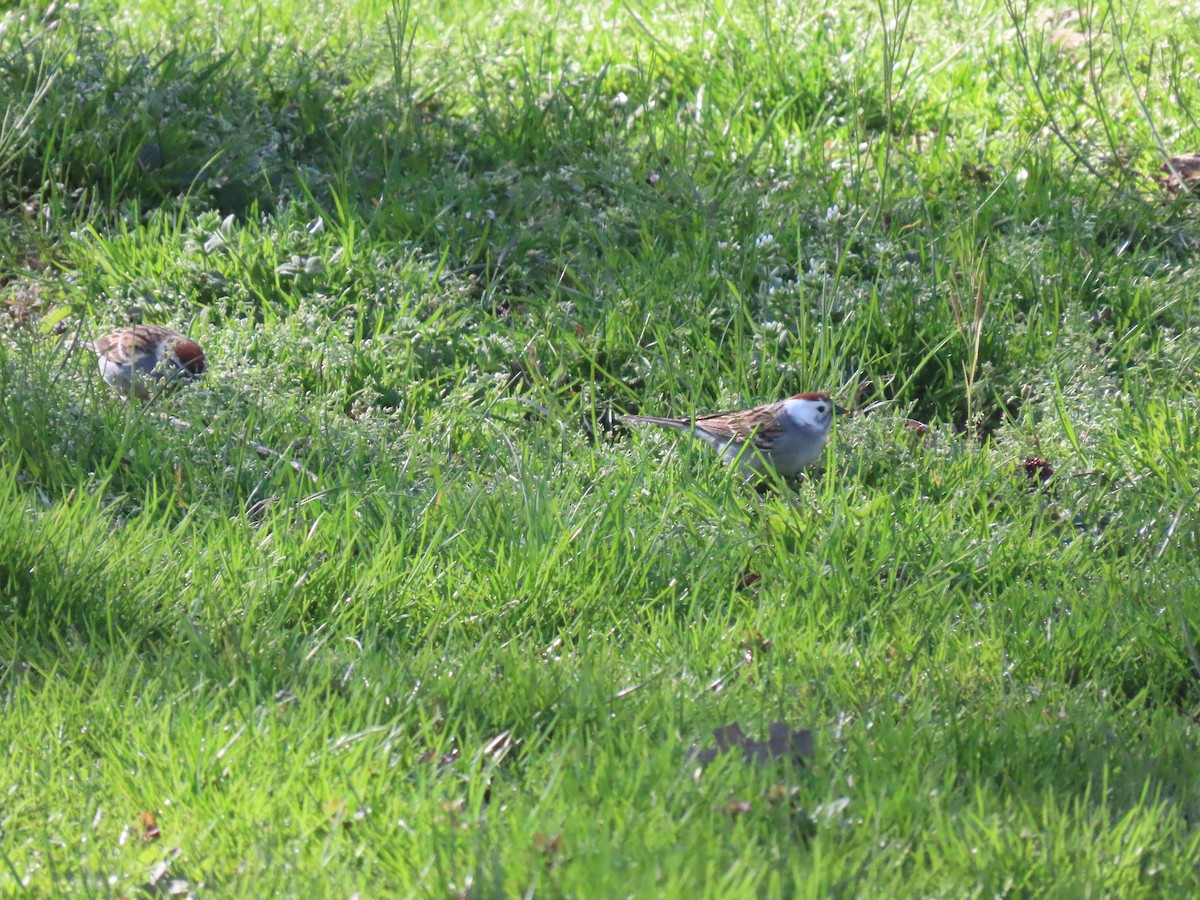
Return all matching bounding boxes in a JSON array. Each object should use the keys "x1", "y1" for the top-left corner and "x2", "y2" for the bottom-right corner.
[
  {"x1": 84, "y1": 325, "x2": 207, "y2": 399},
  {"x1": 623, "y1": 392, "x2": 847, "y2": 476}
]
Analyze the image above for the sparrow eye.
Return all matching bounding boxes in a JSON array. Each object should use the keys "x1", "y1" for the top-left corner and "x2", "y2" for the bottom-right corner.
[{"x1": 817, "y1": 404, "x2": 826, "y2": 413}]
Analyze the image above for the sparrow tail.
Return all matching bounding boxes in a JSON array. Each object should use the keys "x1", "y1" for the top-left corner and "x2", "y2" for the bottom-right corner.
[{"x1": 620, "y1": 413, "x2": 691, "y2": 430}]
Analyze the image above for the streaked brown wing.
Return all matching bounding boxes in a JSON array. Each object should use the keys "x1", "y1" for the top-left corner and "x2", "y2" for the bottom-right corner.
[
  {"x1": 89, "y1": 332, "x2": 119, "y2": 356},
  {"x1": 693, "y1": 404, "x2": 779, "y2": 444}
]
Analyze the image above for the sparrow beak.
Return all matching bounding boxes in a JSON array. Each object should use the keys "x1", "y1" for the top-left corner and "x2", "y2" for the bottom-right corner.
[{"x1": 834, "y1": 404, "x2": 850, "y2": 416}]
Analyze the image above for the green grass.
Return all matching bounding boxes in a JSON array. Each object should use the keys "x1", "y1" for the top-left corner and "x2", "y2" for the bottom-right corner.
[{"x1": 2, "y1": 0, "x2": 1200, "y2": 894}]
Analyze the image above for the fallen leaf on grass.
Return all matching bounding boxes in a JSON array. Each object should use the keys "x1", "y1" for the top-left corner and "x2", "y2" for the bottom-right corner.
[
  {"x1": 687, "y1": 721, "x2": 814, "y2": 767},
  {"x1": 138, "y1": 810, "x2": 161, "y2": 842},
  {"x1": 1021, "y1": 456, "x2": 1054, "y2": 484},
  {"x1": 532, "y1": 832, "x2": 563, "y2": 853},
  {"x1": 960, "y1": 161, "x2": 993, "y2": 185},
  {"x1": 736, "y1": 566, "x2": 762, "y2": 590},
  {"x1": 1158, "y1": 154, "x2": 1200, "y2": 195},
  {"x1": 532, "y1": 832, "x2": 568, "y2": 870}
]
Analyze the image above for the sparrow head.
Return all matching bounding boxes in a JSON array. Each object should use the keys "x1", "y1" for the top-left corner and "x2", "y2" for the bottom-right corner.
[
  {"x1": 783, "y1": 392, "x2": 846, "y2": 431},
  {"x1": 163, "y1": 336, "x2": 207, "y2": 378}
]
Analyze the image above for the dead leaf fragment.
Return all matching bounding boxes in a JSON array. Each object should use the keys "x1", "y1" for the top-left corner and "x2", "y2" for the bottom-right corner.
[
  {"x1": 1158, "y1": 154, "x2": 1200, "y2": 195},
  {"x1": 960, "y1": 161, "x2": 993, "y2": 185},
  {"x1": 533, "y1": 832, "x2": 561, "y2": 851},
  {"x1": 736, "y1": 566, "x2": 762, "y2": 590},
  {"x1": 1021, "y1": 456, "x2": 1054, "y2": 484},
  {"x1": 138, "y1": 810, "x2": 161, "y2": 842},
  {"x1": 720, "y1": 799, "x2": 753, "y2": 817},
  {"x1": 532, "y1": 832, "x2": 567, "y2": 870}
]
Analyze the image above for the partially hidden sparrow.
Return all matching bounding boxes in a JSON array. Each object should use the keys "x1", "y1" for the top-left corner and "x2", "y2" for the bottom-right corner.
[
  {"x1": 622, "y1": 392, "x2": 847, "y2": 476},
  {"x1": 84, "y1": 325, "x2": 207, "y2": 399}
]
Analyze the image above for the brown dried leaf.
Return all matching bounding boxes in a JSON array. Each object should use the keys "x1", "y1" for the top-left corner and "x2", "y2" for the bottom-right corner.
[
  {"x1": 1021, "y1": 456, "x2": 1054, "y2": 484},
  {"x1": 960, "y1": 161, "x2": 993, "y2": 185},
  {"x1": 736, "y1": 566, "x2": 762, "y2": 590},
  {"x1": 532, "y1": 832, "x2": 567, "y2": 871},
  {"x1": 138, "y1": 810, "x2": 161, "y2": 843},
  {"x1": 1158, "y1": 154, "x2": 1200, "y2": 195}
]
